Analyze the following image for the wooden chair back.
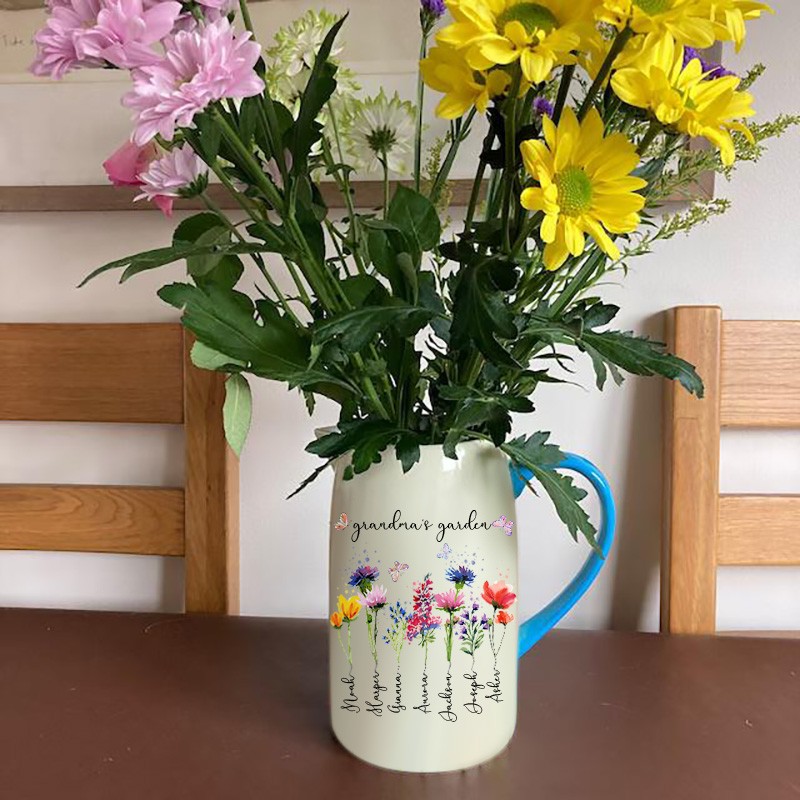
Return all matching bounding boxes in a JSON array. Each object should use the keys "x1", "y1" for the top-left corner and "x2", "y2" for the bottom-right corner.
[
  {"x1": 0, "y1": 323, "x2": 239, "y2": 613},
  {"x1": 661, "y1": 307, "x2": 800, "y2": 634}
]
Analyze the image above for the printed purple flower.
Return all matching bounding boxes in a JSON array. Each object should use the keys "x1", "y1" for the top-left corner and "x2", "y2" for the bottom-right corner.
[
  {"x1": 683, "y1": 46, "x2": 735, "y2": 80},
  {"x1": 361, "y1": 584, "x2": 388, "y2": 609},
  {"x1": 348, "y1": 563, "x2": 380, "y2": 592},
  {"x1": 122, "y1": 18, "x2": 265, "y2": 145},
  {"x1": 533, "y1": 96, "x2": 554, "y2": 118},
  {"x1": 30, "y1": 0, "x2": 105, "y2": 79},
  {"x1": 445, "y1": 564, "x2": 476, "y2": 589},
  {"x1": 136, "y1": 144, "x2": 208, "y2": 216},
  {"x1": 76, "y1": 0, "x2": 182, "y2": 69}
]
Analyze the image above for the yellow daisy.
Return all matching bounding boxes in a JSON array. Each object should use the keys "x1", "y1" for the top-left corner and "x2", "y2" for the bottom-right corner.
[
  {"x1": 437, "y1": 0, "x2": 600, "y2": 85},
  {"x1": 596, "y1": 0, "x2": 718, "y2": 48},
  {"x1": 611, "y1": 35, "x2": 755, "y2": 165},
  {"x1": 520, "y1": 107, "x2": 646, "y2": 271},
  {"x1": 421, "y1": 43, "x2": 514, "y2": 119},
  {"x1": 706, "y1": 0, "x2": 773, "y2": 52}
]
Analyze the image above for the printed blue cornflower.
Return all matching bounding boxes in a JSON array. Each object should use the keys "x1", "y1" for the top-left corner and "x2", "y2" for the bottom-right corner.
[{"x1": 445, "y1": 564, "x2": 476, "y2": 588}]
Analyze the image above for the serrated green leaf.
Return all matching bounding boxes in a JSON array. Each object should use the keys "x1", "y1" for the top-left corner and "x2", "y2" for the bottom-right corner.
[
  {"x1": 313, "y1": 306, "x2": 435, "y2": 352},
  {"x1": 191, "y1": 341, "x2": 245, "y2": 371}
]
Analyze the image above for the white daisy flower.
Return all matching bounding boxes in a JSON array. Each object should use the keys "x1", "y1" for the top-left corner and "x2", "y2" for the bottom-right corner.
[
  {"x1": 266, "y1": 10, "x2": 344, "y2": 78},
  {"x1": 347, "y1": 90, "x2": 417, "y2": 176}
]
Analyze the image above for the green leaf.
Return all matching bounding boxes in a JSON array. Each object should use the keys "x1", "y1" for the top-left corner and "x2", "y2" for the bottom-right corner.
[
  {"x1": 194, "y1": 255, "x2": 244, "y2": 291},
  {"x1": 223, "y1": 374, "x2": 252, "y2": 457},
  {"x1": 186, "y1": 225, "x2": 231, "y2": 278},
  {"x1": 502, "y1": 433, "x2": 598, "y2": 550},
  {"x1": 388, "y1": 186, "x2": 441, "y2": 253},
  {"x1": 173, "y1": 213, "x2": 222, "y2": 247},
  {"x1": 291, "y1": 14, "x2": 348, "y2": 174},
  {"x1": 583, "y1": 330, "x2": 704, "y2": 397},
  {"x1": 450, "y1": 262, "x2": 519, "y2": 366},
  {"x1": 313, "y1": 305, "x2": 436, "y2": 352},
  {"x1": 306, "y1": 420, "x2": 402, "y2": 476},
  {"x1": 79, "y1": 242, "x2": 272, "y2": 287},
  {"x1": 191, "y1": 341, "x2": 245, "y2": 371},
  {"x1": 395, "y1": 432, "x2": 422, "y2": 473}
]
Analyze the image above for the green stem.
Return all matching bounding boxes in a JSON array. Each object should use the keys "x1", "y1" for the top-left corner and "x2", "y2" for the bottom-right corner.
[
  {"x1": 429, "y1": 108, "x2": 477, "y2": 205},
  {"x1": 381, "y1": 157, "x2": 390, "y2": 219},
  {"x1": 577, "y1": 27, "x2": 633, "y2": 121},
  {"x1": 414, "y1": 28, "x2": 430, "y2": 192},
  {"x1": 552, "y1": 64, "x2": 575, "y2": 125},
  {"x1": 548, "y1": 247, "x2": 607, "y2": 318},
  {"x1": 501, "y1": 70, "x2": 523, "y2": 253},
  {"x1": 637, "y1": 119, "x2": 662, "y2": 157}
]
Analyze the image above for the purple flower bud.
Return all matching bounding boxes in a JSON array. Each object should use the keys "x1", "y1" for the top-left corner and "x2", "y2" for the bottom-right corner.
[
  {"x1": 683, "y1": 46, "x2": 735, "y2": 80},
  {"x1": 421, "y1": 0, "x2": 446, "y2": 18},
  {"x1": 533, "y1": 96, "x2": 554, "y2": 119}
]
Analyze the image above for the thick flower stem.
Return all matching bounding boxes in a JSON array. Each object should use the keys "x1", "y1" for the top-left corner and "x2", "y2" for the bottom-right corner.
[
  {"x1": 501, "y1": 70, "x2": 523, "y2": 253},
  {"x1": 637, "y1": 120, "x2": 662, "y2": 156},
  {"x1": 414, "y1": 26, "x2": 431, "y2": 193},
  {"x1": 430, "y1": 108, "x2": 477, "y2": 205},
  {"x1": 548, "y1": 247, "x2": 608, "y2": 318},
  {"x1": 552, "y1": 64, "x2": 575, "y2": 125},
  {"x1": 577, "y1": 27, "x2": 633, "y2": 121}
]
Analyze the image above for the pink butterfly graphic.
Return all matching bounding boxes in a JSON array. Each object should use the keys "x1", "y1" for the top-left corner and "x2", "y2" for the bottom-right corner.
[
  {"x1": 388, "y1": 561, "x2": 409, "y2": 582},
  {"x1": 334, "y1": 513, "x2": 348, "y2": 531},
  {"x1": 492, "y1": 515, "x2": 514, "y2": 536},
  {"x1": 436, "y1": 543, "x2": 452, "y2": 559}
]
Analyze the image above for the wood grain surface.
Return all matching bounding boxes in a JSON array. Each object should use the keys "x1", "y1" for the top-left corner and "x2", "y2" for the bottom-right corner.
[
  {"x1": 0, "y1": 323, "x2": 184, "y2": 424},
  {"x1": 0, "y1": 485, "x2": 185, "y2": 555}
]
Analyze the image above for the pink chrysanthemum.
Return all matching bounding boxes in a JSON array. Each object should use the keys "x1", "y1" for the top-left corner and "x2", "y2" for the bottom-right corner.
[
  {"x1": 123, "y1": 18, "x2": 264, "y2": 145},
  {"x1": 136, "y1": 144, "x2": 207, "y2": 216},
  {"x1": 30, "y1": 0, "x2": 105, "y2": 79},
  {"x1": 360, "y1": 584, "x2": 388, "y2": 609},
  {"x1": 77, "y1": 0, "x2": 182, "y2": 69},
  {"x1": 434, "y1": 588, "x2": 465, "y2": 613}
]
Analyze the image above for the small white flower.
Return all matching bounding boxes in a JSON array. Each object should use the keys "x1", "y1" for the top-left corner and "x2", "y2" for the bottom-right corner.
[
  {"x1": 347, "y1": 90, "x2": 417, "y2": 176},
  {"x1": 266, "y1": 10, "x2": 344, "y2": 78}
]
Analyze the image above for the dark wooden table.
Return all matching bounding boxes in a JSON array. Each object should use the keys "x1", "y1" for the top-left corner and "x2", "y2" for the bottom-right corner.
[{"x1": 1, "y1": 609, "x2": 798, "y2": 799}]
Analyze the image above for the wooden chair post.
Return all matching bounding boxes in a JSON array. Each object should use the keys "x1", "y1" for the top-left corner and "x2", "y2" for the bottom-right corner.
[
  {"x1": 183, "y1": 331, "x2": 240, "y2": 614},
  {"x1": 662, "y1": 307, "x2": 722, "y2": 634}
]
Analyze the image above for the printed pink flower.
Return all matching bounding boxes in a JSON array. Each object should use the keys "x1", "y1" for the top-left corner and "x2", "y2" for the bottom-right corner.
[
  {"x1": 30, "y1": 0, "x2": 105, "y2": 79},
  {"x1": 434, "y1": 588, "x2": 465, "y2": 613},
  {"x1": 77, "y1": 0, "x2": 182, "y2": 69},
  {"x1": 102, "y1": 140, "x2": 158, "y2": 187},
  {"x1": 136, "y1": 144, "x2": 207, "y2": 217},
  {"x1": 481, "y1": 580, "x2": 517, "y2": 611},
  {"x1": 360, "y1": 584, "x2": 388, "y2": 609},
  {"x1": 123, "y1": 18, "x2": 265, "y2": 145}
]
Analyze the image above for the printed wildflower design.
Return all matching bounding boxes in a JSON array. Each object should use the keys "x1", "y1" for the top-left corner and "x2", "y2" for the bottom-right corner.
[
  {"x1": 361, "y1": 583, "x2": 389, "y2": 665},
  {"x1": 458, "y1": 598, "x2": 490, "y2": 714},
  {"x1": 332, "y1": 594, "x2": 362, "y2": 669},
  {"x1": 406, "y1": 574, "x2": 442, "y2": 714},
  {"x1": 332, "y1": 594, "x2": 362, "y2": 714},
  {"x1": 349, "y1": 563, "x2": 380, "y2": 592},
  {"x1": 383, "y1": 601, "x2": 409, "y2": 713},
  {"x1": 435, "y1": 586, "x2": 466, "y2": 723},
  {"x1": 481, "y1": 580, "x2": 517, "y2": 703},
  {"x1": 445, "y1": 564, "x2": 476, "y2": 590}
]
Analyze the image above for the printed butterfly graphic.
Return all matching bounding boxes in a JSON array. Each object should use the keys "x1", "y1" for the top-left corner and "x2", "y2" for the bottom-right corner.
[
  {"x1": 436, "y1": 543, "x2": 452, "y2": 559},
  {"x1": 334, "y1": 513, "x2": 348, "y2": 531},
  {"x1": 388, "y1": 561, "x2": 409, "y2": 582},
  {"x1": 492, "y1": 515, "x2": 514, "y2": 536}
]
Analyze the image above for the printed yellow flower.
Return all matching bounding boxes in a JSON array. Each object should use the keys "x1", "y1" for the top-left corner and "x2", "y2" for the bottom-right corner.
[
  {"x1": 330, "y1": 611, "x2": 344, "y2": 628},
  {"x1": 611, "y1": 35, "x2": 755, "y2": 165},
  {"x1": 437, "y1": 0, "x2": 600, "y2": 85},
  {"x1": 520, "y1": 108, "x2": 646, "y2": 271},
  {"x1": 421, "y1": 44, "x2": 514, "y2": 119},
  {"x1": 706, "y1": 0, "x2": 773, "y2": 52},
  {"x1": 596, "y1": 0, "x2": 718, "y2": 48},
  {"x1": 337, "y1": 594, "x2": 362, "y2": 621}
]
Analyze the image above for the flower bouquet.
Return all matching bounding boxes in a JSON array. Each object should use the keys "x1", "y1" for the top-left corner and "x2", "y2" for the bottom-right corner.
[{"x1": 31, "y1": 0, "x2": 793, "y2": 547}]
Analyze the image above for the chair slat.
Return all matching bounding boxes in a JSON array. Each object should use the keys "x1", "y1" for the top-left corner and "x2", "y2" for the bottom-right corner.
[
  {"x1": 721, "y1": 321, "x2": 800, "y2": 428},
  {"x1": 0, "y1": 485, "x2": 185, "y2": 555},
  {"x1": 183, "y1": 331, "x2": 240, "y2": 614},
  {"x1": 717, "y1": 495, "x2": 800, "y2": 565},
  {"x1": 662, "y1": 306, "x2": 722, "y2": 635},
  {"x1": 0, "y1": 323, "x2": 184, "y2": 424}
]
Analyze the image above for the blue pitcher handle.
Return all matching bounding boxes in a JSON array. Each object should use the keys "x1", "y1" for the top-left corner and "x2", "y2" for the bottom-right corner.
[{"x1": 510, "y1": 453, "x2": 616, "y2": 656}]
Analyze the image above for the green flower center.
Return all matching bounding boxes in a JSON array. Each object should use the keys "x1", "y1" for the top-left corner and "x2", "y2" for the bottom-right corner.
[
  {"x1": 633, "y1": 0, "x2": 671, "y2": 14},
  {"x1": 555, "y1": 166, "x2": 593, "y2": 216},
  {"x1": 366, "y1": 126, "x2": 397, "y2": 156},
  {"x1": 496, "y1": 2, "x2": 558, "y2": 35}
]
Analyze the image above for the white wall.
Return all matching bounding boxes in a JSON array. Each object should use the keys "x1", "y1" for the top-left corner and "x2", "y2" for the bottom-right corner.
[{"x1": 1, "y1": 1, "x2": 799, "y2": 629}]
